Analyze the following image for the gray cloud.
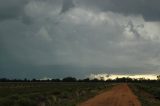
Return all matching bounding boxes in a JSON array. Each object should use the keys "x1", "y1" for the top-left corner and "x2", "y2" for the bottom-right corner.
[
  {"x1": 0, "y1": 0, "x2": 160, "y2": 79},
  {"x1": 127, "y1": 20, "x2": 141, "y2": 38},
  {"x1": 61, "y1": 0, "x2": 75, "y2": 13},
  {"x1": 0, "y1": 0, "x2": 28, "y2": 21},
  {"x1": 1, "y1": 0, "x2": 160, "y2": 22},
  {"x1": 79, "y1": 0, "x2": 160, "y2": 21}
]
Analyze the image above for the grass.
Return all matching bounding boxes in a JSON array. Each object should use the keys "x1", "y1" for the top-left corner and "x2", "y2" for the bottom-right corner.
[
  {"x1": 129, "y1": 82, "x2": 160, "y2": 106},
  {"x1": 0, "y1": 82, "x2": 112, "y2": 106}
]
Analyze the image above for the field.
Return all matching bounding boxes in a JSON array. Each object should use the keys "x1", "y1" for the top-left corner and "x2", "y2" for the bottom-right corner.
[
  {"x1": 0, "y1": 82, "x2": 112, "y2": 106},
  {"x1": 129, "y1": 82, "x2": 160, "y2": 106},
  {"x1": 0, "y1": 82, "x2": 160, "y2": 106}
]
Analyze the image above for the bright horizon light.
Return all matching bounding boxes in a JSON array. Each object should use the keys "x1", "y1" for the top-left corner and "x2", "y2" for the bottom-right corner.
[{"x1": 89, "y1": 73, "x2": 158, "y2": 80}]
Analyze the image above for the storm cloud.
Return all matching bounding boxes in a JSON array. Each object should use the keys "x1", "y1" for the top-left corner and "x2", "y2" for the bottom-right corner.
[
  {"x1": 79, "y1": 0, "x2": 160, "y2": 21},
  {"x1": 0, "y1": 0, "x2": 160, "y2": 79}
]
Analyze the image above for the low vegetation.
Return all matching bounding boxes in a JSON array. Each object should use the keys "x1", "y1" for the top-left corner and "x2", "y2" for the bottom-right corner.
[
  {"x1": 129, "y1": 82, "x2": 160, "y2": 106},
  {"x1": 0, "y1": 82, "x2": 112, "y2": 106},
  {"x1": 0, "y1": 76, "x2": 160, "y2": 106}
]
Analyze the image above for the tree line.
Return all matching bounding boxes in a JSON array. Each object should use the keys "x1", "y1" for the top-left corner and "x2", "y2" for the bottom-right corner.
[{"x1": 0, "y1": 76, "x2": 160, "y2": 82}]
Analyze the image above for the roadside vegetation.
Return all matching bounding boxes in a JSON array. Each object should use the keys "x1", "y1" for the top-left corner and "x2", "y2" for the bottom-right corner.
[
  {"x1": 0, "y1": 81, "x2": 112, "y2": 106},
  {"x1": 0, "y1": 76, "x2": 160, "y2": 106},
  {"x1": 129, "y1": 82, "x2": 160, "y2": 106}
]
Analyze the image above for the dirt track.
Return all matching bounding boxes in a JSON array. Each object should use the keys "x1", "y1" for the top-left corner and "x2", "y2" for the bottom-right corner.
[{"x1": 79, "y1": 84, "x2": 141, "y2": 106}]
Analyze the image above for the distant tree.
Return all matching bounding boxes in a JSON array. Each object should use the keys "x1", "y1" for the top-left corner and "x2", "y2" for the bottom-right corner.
[
  {"x1": 91, "y1": 78, "x2": 100, "y2": 82},
  {"x1": 79, "y1": 78, "x2": 90, "y2": 82},
  {"x1": 0, "y1": 78, "x2": 9, "y2": 82},
  {"x1": 100, "y1": 77, "x2": 105, "y2": 81},
  {"x1": 157, "y1": 75, "x2": 160, "y2": 80},
  {"x1": 138, "y1": 77, "x2": 145, "y2": 81},
  {"x1": 31, "y1": 78, "x2": 37, "y2": 82},
  {"x1": 51, "y1": 79, "x2": 61, "y2": 82},
  {"x1": 24, "y1": 78, "x2": 29, "y2": 82},
  {"x1": 62, "y1": 77, "x2": 77, "y2": 82},
  {"x1": 115, "y1": 77, "x2": 133, "y2": 82}
]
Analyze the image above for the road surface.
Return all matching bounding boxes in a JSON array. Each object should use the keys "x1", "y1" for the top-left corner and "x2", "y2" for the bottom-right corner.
[{"x1": 79, "y1": 83, "x2": 141, "y2": 106}]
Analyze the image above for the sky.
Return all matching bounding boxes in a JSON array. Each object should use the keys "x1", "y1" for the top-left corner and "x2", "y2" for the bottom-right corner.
[{"x1": 0, "y1": 0, "x2": 160, "y2": 79}]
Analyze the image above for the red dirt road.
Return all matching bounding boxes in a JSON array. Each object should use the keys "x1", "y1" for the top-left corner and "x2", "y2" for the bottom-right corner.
[{"x1": 79, "y1": 84, "x2": 141, "y2": 106}]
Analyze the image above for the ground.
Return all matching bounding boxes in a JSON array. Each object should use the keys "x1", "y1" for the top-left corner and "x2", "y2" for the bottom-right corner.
[
  {"x1": 0, "y1": 82, "x2": 160, "y2": 106},
  {"x1": 79, "y1": 83, "x2": 141, "y2": 106}
]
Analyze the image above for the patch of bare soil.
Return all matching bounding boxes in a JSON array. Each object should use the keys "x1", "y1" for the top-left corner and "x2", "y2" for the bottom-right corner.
[{"x1": 78, "y1": 84, "x2": 141, "y2": 106}]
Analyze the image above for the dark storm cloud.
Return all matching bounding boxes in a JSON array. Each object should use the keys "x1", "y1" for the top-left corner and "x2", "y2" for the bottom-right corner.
[
  {"x1": 0, "y1": 0, "x2": 160, "y2": 79},
  {"x1": 80, "y1": 0, "x2": 160, "y2": 21},
  {"x1": 0, "y1": 0, "x2": 28, "y2": 21},
  {"x1": 0, "y1": 0, "x2": 160, "y2": 21},
  {"x1": 61, "y1": 0, "x2": 75, "y2": 13}
]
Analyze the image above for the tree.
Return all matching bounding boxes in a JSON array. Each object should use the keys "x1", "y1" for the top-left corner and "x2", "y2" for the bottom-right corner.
[
  {"x1": 62, "y1": 77, "x2": 77, "y2": 82},
  {"x1": 157, "y1": 75, "x2": 160, "y2": 80}
]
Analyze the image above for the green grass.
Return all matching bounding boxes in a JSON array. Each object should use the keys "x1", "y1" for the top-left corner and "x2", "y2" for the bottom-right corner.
[{"x1": 0, "y1": 82, "x2": 112, "y2": 106}]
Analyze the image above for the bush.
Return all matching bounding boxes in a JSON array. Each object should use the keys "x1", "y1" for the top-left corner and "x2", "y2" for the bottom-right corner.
[{"x1": 15, "y1": 97, "x2": 36, "y2": 106}]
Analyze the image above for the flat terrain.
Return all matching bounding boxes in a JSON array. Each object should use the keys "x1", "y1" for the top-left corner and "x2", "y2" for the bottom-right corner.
[
  {"x1": 130, "y1": 83, "x2": 160, "y2": 106},
  {"x1": 0, "y1": 82, "x2": 110, "y2": 106},
  {"x1": 0, "y1": 82, "x2": 159, "y2": 106},
  {"x1": 79, "y1": 84, "x2": 141, "y2": 106}
]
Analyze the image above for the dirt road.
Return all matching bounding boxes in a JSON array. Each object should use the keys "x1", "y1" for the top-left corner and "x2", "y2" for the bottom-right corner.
[{"x1": 79, "y1": 84, "x2": 141, "y2": 106}]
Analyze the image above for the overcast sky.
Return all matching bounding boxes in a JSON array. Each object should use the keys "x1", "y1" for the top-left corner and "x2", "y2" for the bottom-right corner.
[{"x1": 0, "y1": 0, "x2": 160, "y2": 79}]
